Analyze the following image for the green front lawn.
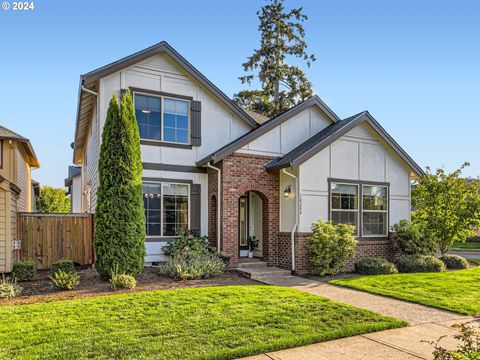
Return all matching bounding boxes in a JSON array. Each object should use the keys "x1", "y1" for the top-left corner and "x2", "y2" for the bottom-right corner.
[
  {"x1": 331, "y1": 268, "x2": 480, "y2": 316},
  {"x1": 452, "y1": 240, "x2": 480, "y2": 250},
  {"x1": 0, "y1": 285, "x2": 405, "y2": 359}
]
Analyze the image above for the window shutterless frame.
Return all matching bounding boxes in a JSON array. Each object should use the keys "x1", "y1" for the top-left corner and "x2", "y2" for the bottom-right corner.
[
  {"x1": 132, "y1": 91, "x2": 191, "y2": 145},
  {"x1": 143, "y1": 181, "x2": 190, "y2": 239},
  {"x1": 328, "y1": 178, "x2": 390, "y2": 240},
  {"x1": 329, "y1": 182, "x2": 360, "y2": 236},
  {"x1": 361, "y1": 184, "x2": 389, "y2": 238}
]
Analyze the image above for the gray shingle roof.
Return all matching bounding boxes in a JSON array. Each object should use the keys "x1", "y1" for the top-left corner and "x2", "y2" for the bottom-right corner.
[{"x1": 243, "y1": 109, "x2": 269, "y2": 124}]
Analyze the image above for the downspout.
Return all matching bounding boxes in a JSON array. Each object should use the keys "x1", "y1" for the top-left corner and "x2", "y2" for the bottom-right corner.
[
  {"x1": 282, "y1": 168, "x2": 298, "y2": 273},
  {"x1": 81, "y1": 86, "x2": 98, "y2": 97},
  {"x1": 206, "y1": 162, "x2": 221, "y2": 253}
]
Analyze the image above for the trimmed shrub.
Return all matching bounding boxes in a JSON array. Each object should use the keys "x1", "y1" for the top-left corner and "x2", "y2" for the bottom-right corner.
[
  {"x1": 94, "y1": 91, "x2": 145, "y2": 279},
  {"x1": 396, "y1": 255, "x2": 446, "y2": 273},
  {"x1": 440, "y1": 254, "x2": 469, "y2": 269},
  {"x1": 162, "y1": 231, "x2": 209, "y2": 258},
  {"x1": 307, "y1": 220, "x2": 357, "y2": 276},
  {"x1": 50, "y1": 270, "x2": 80, "y2": 290},
  {"x1": 12, "y1": 261, "x2": 36, "y2": 281},
  {"x1": 354, "y1": 257, "x2": 398, "y2": 275},
  {"x1": 159, "y1": 253, "x2": 225, "y2": 280},
  {"x1": 51, "y1": 259, "x2": 75, "y2": 275},
  {"x1": 0, "y1": 276, "x2": 22, "y2": 299},
  {"x1": 392, "y1": 220, "x2": 437, "y2": 256},
  {"x1": 110, "y1": 274, "x2": 137, "y2": 290}
]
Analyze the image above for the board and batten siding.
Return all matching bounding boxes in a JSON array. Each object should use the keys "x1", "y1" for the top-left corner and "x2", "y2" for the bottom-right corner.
[
  {"x1": 0, "y1": 188, "x2": 7, "y2": 272},
  {"x1": 238, "y1": 107, "x2": 332, "y2": 157},
  {"x1": 291, "y1": 122, "x2": 411, "y2": 233},
  {"x1": 80, "y1": 53, "x2": 254, "y2": 261}
]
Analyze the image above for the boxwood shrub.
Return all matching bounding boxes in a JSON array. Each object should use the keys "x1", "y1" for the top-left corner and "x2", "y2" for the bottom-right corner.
[
  {"x1": 52, "y1": 259, "x2": 75, "y2": 275},
  {"x1": 12, "y1": 261, "x2": 37, "y2": 281},
  {"x1": 395, "y1": 255, "x2": 446, "y2": 273},
  {"x1": 354, "y1": 257, "x2": 398, "y2": 275},
  {"x1": 440, "y1": 254, "x2": 469, "y2": 269}
]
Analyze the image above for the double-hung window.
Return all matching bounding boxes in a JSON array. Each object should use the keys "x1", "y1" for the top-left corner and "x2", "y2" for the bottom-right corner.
[
  {"x1": 330, "y1": 183, "x2": 359, "y2": 235},
  {"x1": 362, "y1": 185, "x2": 388, "y2": 237},
  {"x1": 143, "y1": 182, "x2": 189, "y2": 237},
  {"x1": 134, "y1": 93, "x2": 190, "y2": 145},
  {"x1": 330, "y1": 181, "x2": 389, "y2": 237}
]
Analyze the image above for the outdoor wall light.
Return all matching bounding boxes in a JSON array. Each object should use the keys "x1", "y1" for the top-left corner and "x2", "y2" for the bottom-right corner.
[{"x1": 284, "y1": 185, "x2": 292, "y2": 197}]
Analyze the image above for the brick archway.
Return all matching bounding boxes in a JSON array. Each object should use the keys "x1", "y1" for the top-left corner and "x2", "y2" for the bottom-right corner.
[{"x1": 215, "y1": 153, "x2": 280, "y2": 267}]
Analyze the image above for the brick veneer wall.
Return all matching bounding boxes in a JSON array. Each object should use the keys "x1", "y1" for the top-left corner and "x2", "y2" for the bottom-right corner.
[
  {"x1": 207, "y1": 167, "x2": 220, "y2": 249},
  {"x1": 278, "y1": 231, "x2": 396, "y2": 274},
  {"x1": 209, "y1": 153, "x2": 279, "y2": 268}
]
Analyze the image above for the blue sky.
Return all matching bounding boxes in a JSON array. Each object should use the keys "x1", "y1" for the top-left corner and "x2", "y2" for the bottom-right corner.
[{"x1": 0, "y1": 0, "x2": 479, "y2": 187}]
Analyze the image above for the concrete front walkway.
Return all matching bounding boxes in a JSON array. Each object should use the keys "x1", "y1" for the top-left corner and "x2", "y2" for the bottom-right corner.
[{"x1": 241, "y1": 275, "x2": 476, "y2": 360}]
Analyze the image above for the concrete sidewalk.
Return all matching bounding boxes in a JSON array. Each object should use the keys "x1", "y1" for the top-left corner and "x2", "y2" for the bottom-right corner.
[{"x1": 240, "y1": 275, "x2": 476, "y2": 359}]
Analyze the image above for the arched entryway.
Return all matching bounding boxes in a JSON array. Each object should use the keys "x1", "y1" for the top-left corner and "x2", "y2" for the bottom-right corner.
[{"x1": 238, "y1": 191, "x2": 264, "y2": 259}]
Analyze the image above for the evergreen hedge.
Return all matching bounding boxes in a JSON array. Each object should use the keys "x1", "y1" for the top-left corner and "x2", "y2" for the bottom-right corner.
[{"x1": 94, "y1": 91, "x2": 145, "y2": 279}]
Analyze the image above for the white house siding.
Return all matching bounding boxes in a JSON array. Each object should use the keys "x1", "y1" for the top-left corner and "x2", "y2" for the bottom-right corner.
[
  {"x1": 297, "y1": 122, "x2": 411, "y2": 233},
  {"x1": 16, "y1": 146, "x2": 31, "y2": 212},
  {"x1": 142, "y1": 169, "x2": 208, "y2": 263},
  {"x1": 238, "y1": 107, "x2": 332, "y2": 157},
  {"x1": 82, "y1": 53, "x2": 252, "y2": 260},
  {"x1": 81, "y1": 103, "x2": 100, "y2": 213}
]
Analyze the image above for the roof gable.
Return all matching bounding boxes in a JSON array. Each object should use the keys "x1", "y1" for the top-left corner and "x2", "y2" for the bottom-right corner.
[
  {"x1": 266, "y1": 111, "x2": 424, "y2": 177},
  {"x1": 0, "y1": 125, "x2": 40, "y2": 167},
  {"x1": 196, "y1": 95, "x2": 340, "y2": 166},
  {"x1": 73, "y1": 41, "x2": 258, "y2": 163}
]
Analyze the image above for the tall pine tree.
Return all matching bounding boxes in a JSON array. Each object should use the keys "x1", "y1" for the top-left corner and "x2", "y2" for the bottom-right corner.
[
  {"x1": 234, "y1": 0, "x2": 316, "y2": 117},
  {"x1": 94, "y1": 91, "x2": 145, "y2": 279}
]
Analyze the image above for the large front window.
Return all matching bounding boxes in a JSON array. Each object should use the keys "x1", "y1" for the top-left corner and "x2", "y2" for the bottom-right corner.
[
  {"x1": 143, "y1": 182, "x2": 189, "y2": 237},
  {"x1": 134, "y1": 94, "x2": 190, "y2": 144},
  {"x1": 330, "y1": 181, "x2": 389, "y2": 237}
]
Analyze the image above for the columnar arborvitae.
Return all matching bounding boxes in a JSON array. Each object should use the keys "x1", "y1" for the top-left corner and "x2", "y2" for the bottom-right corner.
[{"x1": 94, "y1": 91, "x2": 145, "y2": 279}]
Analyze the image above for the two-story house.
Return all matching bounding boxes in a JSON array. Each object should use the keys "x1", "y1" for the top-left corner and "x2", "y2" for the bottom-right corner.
[
  {"x1": 0, "y1": 125, "x2": 40, "y2": 273},
  {"x1": 72, "y1": 42, "x2": 423, "y2": 272}
]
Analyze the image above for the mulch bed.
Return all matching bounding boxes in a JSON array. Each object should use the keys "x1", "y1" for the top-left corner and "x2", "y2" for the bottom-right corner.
[{"x1": 1, "y1": 267, "x2": 258, "y2": 306}]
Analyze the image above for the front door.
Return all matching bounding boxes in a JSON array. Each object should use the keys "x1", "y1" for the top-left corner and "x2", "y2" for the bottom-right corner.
[{"x1": 238, "y1": 195, "x2": 249, "y2": 256}]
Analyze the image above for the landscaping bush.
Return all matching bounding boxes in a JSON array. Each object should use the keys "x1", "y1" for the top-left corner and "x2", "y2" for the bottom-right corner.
[
  {"x1": 94, "y1": 91, "x2": 145, "y2": 279},
  {"x1": 395, "y1": 255, "x2": 446, "y2": 273},
  {"x1": 0, "y1": 276, "x2": 22, "y2": 299},
  {"x1": 392, "y1": 220, "x2": 437, "y2": 256},
  {"x1": 110, "y1": 273, "x2": 137, "y2": 290},
  {"x1": 50, "y1": 270, "x2": 80, "y2": 290},
  {"x1": 12, "y1": 261, "x2": 36, "y2": 281},
  {"x1": 307, "y1": 220, "x2": 357, "y2": 276},
  {"x1": 159, "y1": 253, "x2": 225, "y2": 280},
  {"x1": 51, "y1": 259, "x2": 75, "y2": 275},
  {"x1": 440, "y1": 254, "x2": 469, "y2": 270},
  {"x1": 354, "y1": 257, "x2": 398, "y2": 275},
  {"x1": 162, "y1": 231, "x2": 209, "y2": 258},
  {"x1": 430, "y1": 323, "x2": 480, "y2": 359}
]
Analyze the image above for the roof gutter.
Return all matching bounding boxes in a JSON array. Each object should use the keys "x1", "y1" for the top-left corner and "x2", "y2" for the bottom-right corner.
[
  {"x1": 206, "y1": 162, "x2": 221, "y2": 253},
  {"x1": 282, "y1": 168, "x2": 298, "y2": 273}
]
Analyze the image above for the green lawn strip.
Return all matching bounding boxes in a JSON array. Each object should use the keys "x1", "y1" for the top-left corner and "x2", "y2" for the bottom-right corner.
[
  {"x1": 331, "y1": 268, "x2": 480, "y2": 316},
  {"x1": 452, "y1": 241, "x2": 480, "y2": 250},
  {"x1": 0, "y1": 285, "x2": 405, "y2": 359},
  {"x1": 469, "y1": 259, "x2": 480, "y2": 265}
]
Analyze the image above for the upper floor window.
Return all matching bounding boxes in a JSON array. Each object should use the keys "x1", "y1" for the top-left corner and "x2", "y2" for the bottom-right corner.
[{"x1": 134, "y1": 94, "x2": 190, "y2": 144}]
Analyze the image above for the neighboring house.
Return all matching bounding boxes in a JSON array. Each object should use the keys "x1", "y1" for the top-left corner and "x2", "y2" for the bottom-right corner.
[
  {"x1": 64, "y1": 166, "x2": 82, "y2": 213},
  {"x1": 72, "y1": 41, "x2": 423, "y2": 272},
  {"x1": 0, "y1": 125, "x2": 40, "y2": 273}
]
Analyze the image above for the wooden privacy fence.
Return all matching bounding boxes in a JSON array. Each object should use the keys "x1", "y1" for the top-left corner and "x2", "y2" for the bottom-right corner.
[{"x1": 17, "y1": 213, "x2": 94, "y2": 269}]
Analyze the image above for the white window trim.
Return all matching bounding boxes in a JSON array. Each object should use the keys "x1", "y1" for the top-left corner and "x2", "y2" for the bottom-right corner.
[
  {"x1": 330, "y1": 182, "x2": 360, "y2": 236},
  {"x1": 133, "y1": 92, "x2": 191, "y2": 145},
  {"x1": 361, "y1": 185, "x2": 389, "y2": 238},
  {"x1": 144, "y1": 181, "x2": 190, "y2": 239}
]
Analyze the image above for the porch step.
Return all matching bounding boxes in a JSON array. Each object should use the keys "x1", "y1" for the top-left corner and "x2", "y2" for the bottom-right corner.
[
  {"x1": 237, "y1": 261, "x2": 268, "y2": 269},
  {"x1": 235, "y1": 266, "x2": 292, "y2": 282}
]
